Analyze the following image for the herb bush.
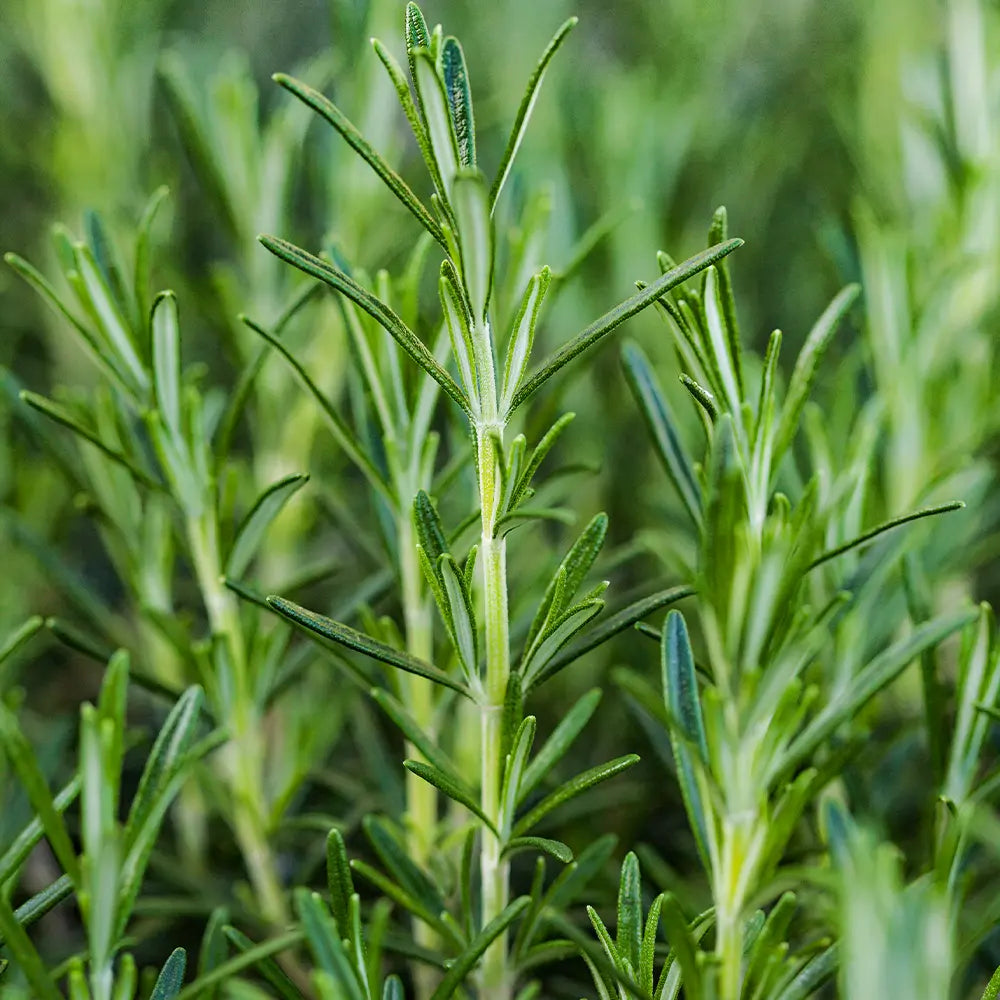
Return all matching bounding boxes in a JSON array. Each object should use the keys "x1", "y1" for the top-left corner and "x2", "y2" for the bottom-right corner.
[{"x1": 1, "y1": 0, "x2": 1000, "y2": 998}]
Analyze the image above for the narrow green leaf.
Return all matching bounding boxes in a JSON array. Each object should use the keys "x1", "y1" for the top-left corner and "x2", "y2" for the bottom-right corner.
[
  {"x1": 20, "y1": 390, "x2": 161, "y2": 491},
  {"x1": 534, "y1": 586, "x2": 694, "y2": 689},
  {"x1": 621, "y1": 340, "x2": 701, "y2": 527},
  {"x1": 501, "y1": 267, "x2": 551, "y2": 415},
  {"x1": 0, "y1": 894, "x2": 63, "y2": 1000},
  {"x1": 491, "y1": 17, "x2": 578, "y2": 209},
  {"x1": 0, "y1": 616, "x2": 44, "y2": 670},
  {"x1": 326, "y1": 828, "x2": 355, "y2": 932},
  {"x1": 297, "y1": 890, "x2": 365, "y2": 1000},
  {"x1": 273, "y1": 73, "x2": 444, "y2": 246},
  {"x1": 371, "y1": 687, "x2": 464, "y2": 786},
  {"x1": 452, "y1": 170, "x2": 493, "y2": 322},
  {"x1": 362, "y1": 816, "x2": 452, "y2": 931},
  {"x1": 0, "y1": 777, "x2": 79, "y2": 884},
  {"x1": 226, "y1": 473, "x2": 309, "y2": 578},
  {"x1": 405, "y1": 3, "x2": 430, "y2": 82},
  {"x1": 267, "y1": 595, "x2": 470, "y2": 697},
  {"x1": 150, "y1": 948, "x2": 188, "y2": 1000},
  {"x1": 502, "y1": 837, "x2": 573, "y2": 863},
  {"x1": 429, "y1": 897, "x2": 531, "y2": 1000},
  {"x1": 442, "y1": 37, "x2": 476, "y2": 167},
  {"x1": 808, "y1": 501, "x2": 964, "y2": 570},
  {"x1": 239, "y1": 315, "x2": 393, "y2": 503},
  {"x1": 405, "y1": 759, "x2": 496, "y2": 833},
  {"x1": 259, "y1": 236, "x2": 470, "y2": 416},
  {"x1": 662, "y1": 611, "x2": 711, "y2": 867},
  {"x1": 440, "y1": 553, "x2": 479, "y2": 680},
  {"x1": 440, "y1": 268, "x2": 478, "y2": 403},
  {"x1": 659, "y1": 894, "x2": 702, "y2": 1000},
  {"x1": 640, "y1": 893, "x2": 664, "y2": 996},
  {"x1": 222, "y1": 927, "x2": 301, "y2": 1000},
  {"x1": 151, "y1": 290, "x2": 182, "y2": 440},
  {"x1": 0, "y1": 702, "x2": 80, "y2": 884},
  {"x1": 172, "y1": 931, "x2": 305, "y2": 1000},
  {"x1": 521, "y1": 599, "x2": 604, "y2": 686},
  {"x1": 617, "y1": 852, "x2": 643, "y2": 974},
  {"x1": 512, "y1": 754, "x2": 639, "y2": 837},
  {"x1": 525, "y1": 512, "x2": 608, "y2": 651},
  {"x1": 3, "y1": 873, "x2": 73, "y2": 938},
  {"x1": 372, "y1": 38, "x2": 439, "y2": 187},
  {"x1": 510, "y1": 239, "x2": 743, "y2": 412},
  {"x1": 5, "y1": 252, "x2": 134, "y2": 392},
  {"x1": 780, "y1": 607, "x2": 976, "y2": 778},
  {"x1": 413, "y1": 50, "x2": 461, "y2": 202},
  {"x1": 74, "y1": 243, "x2": 149, "y2": 393},
  {"x1": 519, "y1": 688, "x2": 601, "y2": 802},
  {"x1": 773, "y1": 283, "x2": 859, "y2": 464}
]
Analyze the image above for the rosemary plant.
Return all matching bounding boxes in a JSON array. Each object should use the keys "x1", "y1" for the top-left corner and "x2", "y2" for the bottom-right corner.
[{"x1": 256, "y1": 5, "x2": 736, "y2": 997}]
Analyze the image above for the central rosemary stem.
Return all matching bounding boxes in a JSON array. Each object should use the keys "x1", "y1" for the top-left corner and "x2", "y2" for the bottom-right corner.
[{"x1": 477, "y1": 421, "x2": 513, "y2": 1000}]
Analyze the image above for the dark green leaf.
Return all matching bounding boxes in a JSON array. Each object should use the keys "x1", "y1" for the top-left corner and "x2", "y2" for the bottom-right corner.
[
  {"x1": 150, "y1": 948, "x2": 188, "y2": 1000},
  {"x1": 617, "y1": 852, "x2": 642, "y2": 974},
  {"x1": 512, "y1": 755, "x2": 639, "y2": 837},
  {"x1": 509, "y1": 239, "x2": 742, "y2": 413},
  {"x1": 621, "y1": 340, "x2": 701, "y2": 527},
  {"x1": 518, "y1": 688, "x2": 601, "y2": 802},
  {"x1": 502, "y1": 837, "x2": 573, "y2": 863},
  {"x1": 662, "y1": 611, "x2": 711, "y2": 867},
  {"x1": 267, "y1": 595, "x2": 470, "y2": 697},
  {"x1": 273, "y1": 73, "x2": 444, "y2": 246},
  {"x1": 405, "y1": 759, "x2": 495, "y2": 833},
  {"x1": 442, "y1": 37, "x2": 476, "y2": 167},
  {"x1": 429, "y1": 897, "x2": 530, "y2": 1000},
  {"x1": 259, "y1": 236, "x2": 470, "y2": 416}
]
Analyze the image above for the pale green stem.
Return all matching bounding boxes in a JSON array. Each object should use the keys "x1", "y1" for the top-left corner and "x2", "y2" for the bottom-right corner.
[
  {"x1": 187, "y1": 511, "x2": 288, "y2": 928},
  {"x1": 477, "y1": 420, "x2": 513, "y2": 1000}
]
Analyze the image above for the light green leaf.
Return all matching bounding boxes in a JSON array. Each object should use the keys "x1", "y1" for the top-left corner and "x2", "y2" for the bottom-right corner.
[
  {"x1": 452, "y1": 170, "x2": 494, "y2": 323},
  {"x1": 412, "y1": 49, "x2": 460, "y2": 201},
  {"x1": 501, "y1": 267, "x2": 551, "y2": 415},
  {"x1": 772, "y1": 283, "x2": 859, "y2": 465},
  {"x1": 151, "y1": 290, "x2": 182, "y2": 440},
  {"x1": 617, "y1": 852, "x2": 643, "y2": 974},
  {"x1": 226, "y1": 473, "x2": 309, "y2": 578},
  {"x1": 491, "y1": 17, "x2": 578, "y2": 209}
]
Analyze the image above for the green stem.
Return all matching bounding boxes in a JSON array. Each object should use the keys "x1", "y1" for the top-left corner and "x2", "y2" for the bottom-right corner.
[
  {"x1": 477, "y1": 424, "x2": 513, "y2": 1000},
  {"x1": 187, "y1": 512, "x2": 288, "y2": 928}
]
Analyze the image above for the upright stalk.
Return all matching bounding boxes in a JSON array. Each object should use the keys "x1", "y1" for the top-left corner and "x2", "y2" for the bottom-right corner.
[
  {"x1": 187, "y1": 510, "x2": 288, "y2": 928},
  {"x1": 477, "y1": 425, "x2": 512, "y2": 999},
  {"x1": 474, "y1": 315, "x2": 513, "y2": 998}
]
